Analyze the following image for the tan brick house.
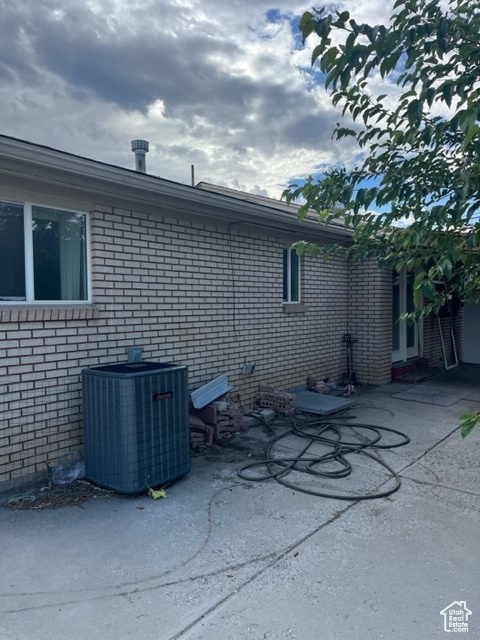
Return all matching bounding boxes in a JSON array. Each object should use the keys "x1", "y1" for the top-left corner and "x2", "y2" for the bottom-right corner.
[{"x1": 0, "y1": 135, "x2": 462, "y2": 492}]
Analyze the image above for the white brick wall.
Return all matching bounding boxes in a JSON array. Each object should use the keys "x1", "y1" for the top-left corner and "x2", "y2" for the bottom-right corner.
[
  {"x1": 1, "y1": 204, "x2": 353, "y2": 490},
  {"x1": 1, "y1": 199, "x2": 463, "y2": 491},
  {"x1": 348, "y1": 260, "x2": 393, "y2": 384}
]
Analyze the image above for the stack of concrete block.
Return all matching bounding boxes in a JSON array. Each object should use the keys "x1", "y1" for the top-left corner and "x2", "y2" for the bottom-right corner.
[{"x1": 257, "y1": 385, "x2": 296, "y2": 415}]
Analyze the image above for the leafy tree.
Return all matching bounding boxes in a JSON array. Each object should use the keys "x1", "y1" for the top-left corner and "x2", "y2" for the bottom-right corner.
[{"x1": 284, "y1": 0, "x2": 480, "y2": 320}]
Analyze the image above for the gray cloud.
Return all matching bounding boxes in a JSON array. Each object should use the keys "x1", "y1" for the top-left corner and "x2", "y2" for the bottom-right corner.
[
  {"x1": 2, "y1": 0, "x2": 252, "y2": 113},
  {"x1": 0, "y1": 0, "x2": 393, "y2": 197}
]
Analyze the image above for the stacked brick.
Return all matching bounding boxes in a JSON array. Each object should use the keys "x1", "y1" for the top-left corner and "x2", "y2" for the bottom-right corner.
[
  {"x1": 189, "y1": 415, "x2": 215, "y2": 447},
  {"x1": 256, "y1": 386, "x2": 296, "y2": 415},
  {"x1": 189, "y1": 402, "x2": 243, "y2": 447}
]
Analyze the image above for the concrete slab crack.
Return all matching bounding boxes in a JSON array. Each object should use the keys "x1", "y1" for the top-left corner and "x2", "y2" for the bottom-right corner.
[{"x1": 168, "y1": 502, "x2": 355, "y2": 640}]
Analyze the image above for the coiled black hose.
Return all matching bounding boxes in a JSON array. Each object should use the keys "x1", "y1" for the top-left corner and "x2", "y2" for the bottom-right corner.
[{"x1": 238, "y1": 418, "x2": 410, "y2": 500}]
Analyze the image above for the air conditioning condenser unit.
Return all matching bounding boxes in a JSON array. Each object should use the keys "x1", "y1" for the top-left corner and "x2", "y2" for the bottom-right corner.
[{"x1": 82, "y1": 361, "x2": 190, "y2": 494}]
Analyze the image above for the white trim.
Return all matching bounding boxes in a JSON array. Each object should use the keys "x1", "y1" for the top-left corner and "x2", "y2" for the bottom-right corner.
[
  {"x1": 392, "y1": 269, "x2": 419, "y2": 363},
  {"x1": 283, "y1": 248, "x2": 301, "y2": 304},
  {"x1": 0, "y1": 198, "x2": 90, "y2": 304},
  {"x1": 24, "y1": 204, "x2": 34, "y2": 301},
  {"x1": 85, "y1": 209, "x2": 92, "y2": 303}
]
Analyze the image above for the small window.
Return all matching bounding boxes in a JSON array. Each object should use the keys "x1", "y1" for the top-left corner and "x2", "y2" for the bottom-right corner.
[
  {"x1": 0, "y1": 201, "x2": 89, "y2": 303},
  {"x1": 283, "y1": 247, "x2": 301, "y2": 303}
]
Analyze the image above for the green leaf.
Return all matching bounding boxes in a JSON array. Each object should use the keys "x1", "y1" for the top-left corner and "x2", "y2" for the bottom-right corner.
[
  {"x1": 461, "y1": 418, "x2": 479, "y2": 438},
  {"x1": 340, "y1": 68, "x2": 351, "y2": 90},
  {"x1": 316, "y1": 209, "x2": 328, "y2": 225},
  {"x1": 299, "y1": 11, "x2": 313, "y2": 29},
  {"x1": 462, "y1": 125, "x2": 480, "y2": 150},
  {"x1": 441, "y1": 81, "x2": 453, "y2": 107},
  {"x1": 344, "y1": 31, "x2": 356, "y2": 57},
  {"x1": 311, "y1": 44, "x2": 324, "y2": 66},
  {"x1": 325, "y1": 68, "x2": 338, "y2": 89},
  {"x1": 425, "y1": 87, "x2": 435, "y2": 107},
  {"x1": 322, "y1": 47, "x2": 338, "y2": 71},
  {"x1": 297, "y1": 204, "x2": 309, "y2": 223},
  {"x1": 148, "y1": 487, "x2": 166, "y2": 499},
  {"x1": 380, "y1": 50, "x2": 402, "y2": 78},
  {"x1": 301, "y1": 19, "x2": 316, "y2": 41},
  {"x1": 406, "y1": 98, "x2": 422, "y2": 127},
  {"x1": 293, "y1": 241, "x2": 306, "y2": 257}
]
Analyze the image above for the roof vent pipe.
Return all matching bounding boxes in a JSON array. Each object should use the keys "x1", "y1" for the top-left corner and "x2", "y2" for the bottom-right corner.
[{"x1": 131, "y1": 139, "x2": 149, "y2": 173}]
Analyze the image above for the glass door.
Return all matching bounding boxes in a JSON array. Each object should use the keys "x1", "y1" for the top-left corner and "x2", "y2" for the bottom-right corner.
[{"x1": 392, "y1": 270, "x2": 419, "y2": 363}]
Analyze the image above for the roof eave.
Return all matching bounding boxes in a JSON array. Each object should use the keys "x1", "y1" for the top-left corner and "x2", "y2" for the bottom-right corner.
[{"x1": 0, "y1": 135, "x2": 352, "y2": 244}]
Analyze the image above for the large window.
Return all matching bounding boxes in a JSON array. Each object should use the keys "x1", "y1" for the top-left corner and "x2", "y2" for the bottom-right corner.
[
  {"x1": 283, "y1": 247, "x2": 301, "y2": 303},
  {"x1": 0, "y1": 201, "x2": 89, "y2": 302}
]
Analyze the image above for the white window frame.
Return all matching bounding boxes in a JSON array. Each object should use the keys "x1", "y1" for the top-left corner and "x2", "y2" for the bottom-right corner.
[
  {"x1": 283, "y1": 247, "x2": 301, "y2": 304},
  {"x1": 0, "y1": 199, "x2": 91, "y2": 304}
]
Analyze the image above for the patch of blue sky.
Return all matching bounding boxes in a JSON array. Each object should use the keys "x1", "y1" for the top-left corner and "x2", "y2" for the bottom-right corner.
[
  {"x1": 288, "y1": 172, "x2": 396, "y2": 216},
  {"x1": 266, "y1": 8, "x2": 283, "y2": 23}
]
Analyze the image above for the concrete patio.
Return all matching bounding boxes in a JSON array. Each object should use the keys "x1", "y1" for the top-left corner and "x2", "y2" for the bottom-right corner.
[{"x1": 1, "y1": 365, "x2": 479, "y2": 640}]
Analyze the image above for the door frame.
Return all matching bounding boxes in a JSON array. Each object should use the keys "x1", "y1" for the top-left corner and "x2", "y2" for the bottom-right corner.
[{"x1": 392, "y1": 269, "x2": 421, "y2": 363}]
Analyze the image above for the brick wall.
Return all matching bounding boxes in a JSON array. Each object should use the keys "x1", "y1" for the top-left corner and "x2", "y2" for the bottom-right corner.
[
  {"x1": 348, "y1": 260, "x2": 393, "y2": 384},
  {"x1": 91, "y1": 207, "x2": 350, "y2": 393},
  {"x1": 2, "y1": 199, "x2": 466, "y2": 491},
  {"x1": 0, "y1": 204, "x2": 351, "y2": 491}
]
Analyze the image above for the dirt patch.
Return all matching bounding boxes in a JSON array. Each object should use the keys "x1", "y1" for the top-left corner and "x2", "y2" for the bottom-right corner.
[
  {"x1": 3, "y1": 427, "x2": 275, "y2": 511},
  {"x1": 192, "y1": 431, "x2": 269, "y2": 464},
  {"x1": 205, "y1": 441, "x2": 265, "y2": 464},
  {"x1": 2, "y1": 480, "x2": 120, "y2": 511}
]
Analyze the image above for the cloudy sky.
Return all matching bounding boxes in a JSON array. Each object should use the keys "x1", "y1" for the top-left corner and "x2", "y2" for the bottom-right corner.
[{"x1": 1, "y1": 0, "x2": 395, "y2": 198}]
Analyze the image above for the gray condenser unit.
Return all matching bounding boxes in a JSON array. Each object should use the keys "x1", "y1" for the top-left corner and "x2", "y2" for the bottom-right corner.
[{"x1": 82, "y1": 361, "x2": 190, "y2": 494}]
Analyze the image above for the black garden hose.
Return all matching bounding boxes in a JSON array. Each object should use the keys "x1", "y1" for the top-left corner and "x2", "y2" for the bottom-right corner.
[{"x1": 238, "y1": 418, "x2": 410, "y2": 500}]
